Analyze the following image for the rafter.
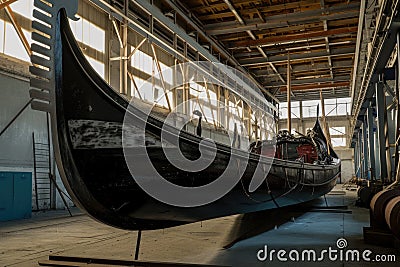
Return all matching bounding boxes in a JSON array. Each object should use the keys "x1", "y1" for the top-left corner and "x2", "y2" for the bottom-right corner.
[
  {"x1": 230, "y1": 26, "x2": 358, "y2": 48},
  {"x1": 277, "y1": 81, "x2": 350, "y2": 92},
  {"x1": 204, "y1": 3, "x2": 360, "y2": 35},
  {"x1": 0, "y1": 0, "x2": 17, "y2": 11},
  {"x1": 239, "y1": 47, "x2": 355, "y2": 66}
]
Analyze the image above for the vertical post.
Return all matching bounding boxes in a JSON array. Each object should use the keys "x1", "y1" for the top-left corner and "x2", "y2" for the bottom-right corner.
[
  {"x1": 354, "y1": 144, "x2": 358, "y2": 177},
  {"x1": 376, "y1": 77, "x2": 388, "y2": 181},
  {"x1": 225, "y1": 89, "x2": 230, "y2": 131},
  {"x1": 320, "y1": 90, "x2": 331, "y2": 155},
  {"x1": 120, "y1": 0, "x2": 130, "y2": 97},
  {"x1": 385, "y1": 94, "x2": 394, "y2": 181},
  {"x1": 395, "y1": 31, "x2": 400, "y2": 179},
  {"x1": 374, "y1": 129, "x2": 381, "y2": 179},
  {"x1": 367, "y1": 102, "x2": 376, "y2": 180},
  {"x1": 287, "y1": 53, "x2": 291, "y2": 132},
  {"x1": 134, "y1": 230, "x2": 142, "y2": 260},
  {"x1": 299, "y1": 100, "x2": 303, "y2": 134},
  {"x1": 358, "y1": 130, "x2": 363, "y2": 178},
  {"x1": 47, "y1": 114, "x2": 56, "y2": 209},
  {"x1": 362, "y1": 119, "x2": 369, "y2": 179},
  {"x1": 32, "y1": 132, "x2": 39, "y2": 211}
]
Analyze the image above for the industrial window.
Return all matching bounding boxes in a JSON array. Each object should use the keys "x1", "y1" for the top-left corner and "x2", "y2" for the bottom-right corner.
[
  {"x1": 133, "y1": 76, "x2": 154, "y2": 100},
  {"x1": 331, "y1": 137, "x2": 346, "y2": 147},
  {"x1": 302, "y1": 100, "x2": 321, "y2": 118},
  {"x1": 131, "y1": 49, "x2": 153, "y2": 76},
  {"x1": 0, "y1": 20, "x2": 4, "y2": 53},
  {"x1": 3, "y1": 22, "x2": 31, "y2": 62},
  {"x1": 69, "y1": 16, "x2": 105, "y2": 54},
  {"x1": 329, "y1": 127, "x2": 346, "y2": 136},
  {"x1": 325, "y1": 98, "x2": 351, "y2": 116},
  {"x1": 278, "y1": 102, "x2": 300, "y2": 119},
  {"x1": 279, "y1": 102, "x2": 288, "y2": 119},
  {"x1": 86, "y1": 56, "x2": 104, "y2": 78},
  {"x1": 9, "y1": 0, "x2": 34, "y2": 20}
]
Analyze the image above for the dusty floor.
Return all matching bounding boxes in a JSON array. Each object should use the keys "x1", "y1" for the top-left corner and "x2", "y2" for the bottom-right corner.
[{"x1": 0, "y1": 185, "x2": 399, "y2": 267}]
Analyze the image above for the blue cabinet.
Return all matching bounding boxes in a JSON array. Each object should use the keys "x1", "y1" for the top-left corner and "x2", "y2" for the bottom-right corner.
[{"x1": 0, "y1": 172, "x2": 32, "y2": 221}]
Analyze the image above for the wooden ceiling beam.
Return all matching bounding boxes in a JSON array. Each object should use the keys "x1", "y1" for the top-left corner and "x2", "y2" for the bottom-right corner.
[
  {"x1": 204, "y1": 2, "x2": 360, "y2": 35},
  {"x1": 277, "y1": 81, "x2": 350, "y2": 92},
  {"x1": 230, "y1": 26, "x2": 358, "y2": 48},
  {"x1": 195, "y1": 0, "x2": 321, "y2": 16},
  {"x1": 240, "y1": 47, "x2": 355, "y2": 66},
  {"x1": 0, "y1": 0, "x2": 18, "y2": 10}
]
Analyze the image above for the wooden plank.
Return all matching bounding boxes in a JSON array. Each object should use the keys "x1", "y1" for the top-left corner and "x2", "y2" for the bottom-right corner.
[{"x1": 231, "y1": 26, "x2": 358, "y2": 48}]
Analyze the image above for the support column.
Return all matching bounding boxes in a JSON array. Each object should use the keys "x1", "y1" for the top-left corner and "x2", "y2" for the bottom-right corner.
[
  {"x1": 367, "y1": 102, "x2": 376, "y2": 180},
  {"x1": 386, "y1": 97, "x2": 396, "y2": 181},
  {"x1": 287, "y1": 53, "x2": 291, "y2": 132},
  {"x1": 119, "y1": 0, "x2": 130, "y2": 97},
  {"x1": 362, "y1": 119, "x2": 369, "y2": 179},
  {"x1": 358, "y1": 130, "x2": 364, "y2": 178},
  {"x1": 299, "y1": 100, "x2": 304, "y2": 134},
  {"x1": 375, "y1": 129, "x2": 381, "y2": 179},
  {"x1": 395, "y1": 31, "x2": 400, "y2": 174},
  {"x1": 354, "y1": 144, "x2": 358, "y2": 177},
  {"x1": 376, "y1": 78, "x2": 388, "y2": 181}
]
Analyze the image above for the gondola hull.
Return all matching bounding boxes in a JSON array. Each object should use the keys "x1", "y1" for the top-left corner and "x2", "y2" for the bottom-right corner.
[{"x1": 31, "y1": 10, "x2": 340, "y2": 230}]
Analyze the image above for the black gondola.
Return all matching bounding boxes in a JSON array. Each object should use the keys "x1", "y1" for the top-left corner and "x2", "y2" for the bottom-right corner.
[{"x1": 29, "y1": 5, "x2": 340, "y2": 231}]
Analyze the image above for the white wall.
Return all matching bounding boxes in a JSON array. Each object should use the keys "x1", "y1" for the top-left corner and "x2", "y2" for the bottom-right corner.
[{"x1": 0, "y1": 60, "x2": 74, "y2": 210}]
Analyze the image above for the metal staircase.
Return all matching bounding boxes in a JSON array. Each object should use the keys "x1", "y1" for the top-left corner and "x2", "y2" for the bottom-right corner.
[{"x1": 32, "y1": 132, "x2": 51, "y2": 211}]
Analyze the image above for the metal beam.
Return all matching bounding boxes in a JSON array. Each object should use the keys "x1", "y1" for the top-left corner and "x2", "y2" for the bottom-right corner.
[
  {"x1": 278, "y1": 81, "x2": 349, "y2": 92},
  {"x1": 362, "y1": 118, "x2": 369, "y2": 179},
  {"x1": 350, "y1": 0, "x2": 366, "y2": 107},
  {"x1": 231, "y1": 26, "x2": 358, "y2": 48},
  {"x1": 264, "y1": 75, "x2": 350, "y2": 88},
  {"x1": 351, "y1": 0, "x2": 400, "y2": 141},
  {"x1": 376, "y1": 79, "x2": 388, "y2": 181},
  {"x1": 204, "y1": 3, "x2": 360, "y2": 35},
  {"x1": 287, "y1": 53, "x2": 291, "y2": 131},
  {"x1": 240, "y1": 47, "x2": 355, "y2": 66},
  {"x1": 275, "y1": 88, "x2": 350, "y2": 102},
  {"x1": 367, "y1": 102, "x2": 376, "y2": 180},
  {"x1": 253, "y1": 61, "x2": 354, "y2": 75}
]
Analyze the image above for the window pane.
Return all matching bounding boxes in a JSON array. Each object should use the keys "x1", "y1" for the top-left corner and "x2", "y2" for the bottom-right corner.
[
  {"x1": 0, "y1": 20, "x2": 4, "y2": 53},
  {"x1": 279, "y1": 102, "x2": 288, "y2": 119},
  {"x1": 329, "y1": 127, "x2": 346, "y2": 135},
  {"x1": 302, "y1": 100, "x2": 320, "y2": 118},
  {"x1": 10, "y1": 0, "x2": 33, "y2": 20},
  {"x1": 69, "y1": 16, "x2": 105, "y2": 53},
  {"x1": 4, "y1": 23, "x2": 31, "y2": 62},
  {"x1": 86, "y1": 56, "x2": 104, "y2": 78},
  {"x1": 331, "y1": 137, "x2": 346, "y2": 147}
]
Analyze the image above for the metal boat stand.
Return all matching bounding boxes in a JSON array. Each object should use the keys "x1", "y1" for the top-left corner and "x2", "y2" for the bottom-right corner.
[
  {"x1": 38, "y1": 255, "x2": 230, "y2": 266},
  {"x1": 134, "y1": 230, "x2": 142, "y2": 260},
  {"x1": 38, "y1": 230, "x2": 229, "y2": 267}
]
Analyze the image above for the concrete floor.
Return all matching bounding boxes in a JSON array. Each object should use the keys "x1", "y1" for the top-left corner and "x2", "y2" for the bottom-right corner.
[{"x1": 0, "y1": 185, "x2": 399, "y2": 267}]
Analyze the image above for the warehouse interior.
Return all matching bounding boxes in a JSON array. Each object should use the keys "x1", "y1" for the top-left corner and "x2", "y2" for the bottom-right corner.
[{"x1": 1, "y1": 0, "x2": 400, "y2": 266}]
